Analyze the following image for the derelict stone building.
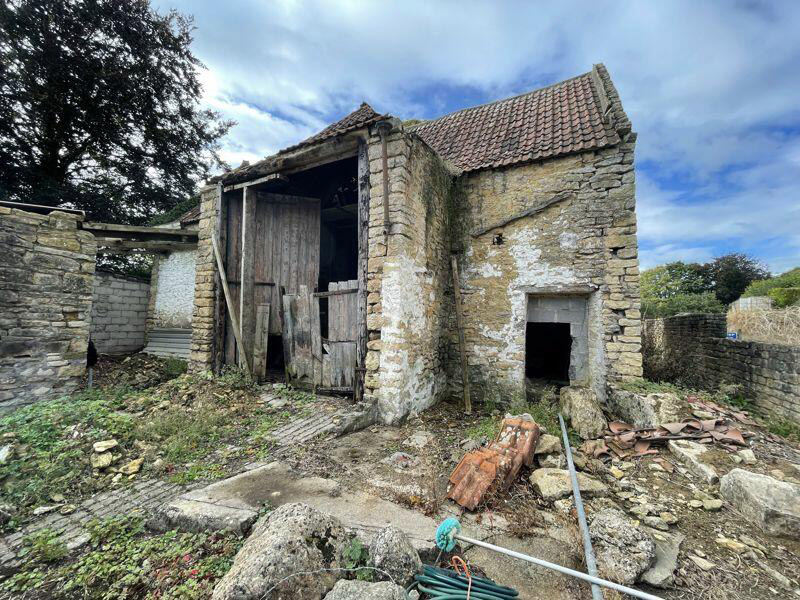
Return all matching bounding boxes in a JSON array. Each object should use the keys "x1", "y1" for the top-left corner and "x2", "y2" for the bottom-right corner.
[{"x1": 189, "y1": 64, "x2": 641, "y2": 424}]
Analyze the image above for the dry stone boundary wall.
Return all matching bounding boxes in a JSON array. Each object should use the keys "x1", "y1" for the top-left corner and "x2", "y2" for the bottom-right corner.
[
  {"x1": 0, "y1": 207, "x2": 96, "y2": 413},
  {"x1": 643, "y1": 314, "x2": 800, "y2": 424}
]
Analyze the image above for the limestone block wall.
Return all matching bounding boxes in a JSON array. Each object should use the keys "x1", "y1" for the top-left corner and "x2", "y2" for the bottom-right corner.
[
  {"x1": 364, "y1": 129, "x2": 453, "y2": 424},
  {"x1": 0, "y1": 207, "x2": 96, "y2": 412},
  {"x1": 643, "y1": 314, "x2": 800, "y2": 423},
  {"x1": 189, "y1": 184, "x2": 219, "y2": 371},
  {"x1": 90, "y1": 271, "x2": 149, "y2": 354},
  {"x1": 147, "y1": 250, "x2": 196, "y2": 330},
  {"x1": 452, "y1": 138, "x2": 641, "y2": 404}
]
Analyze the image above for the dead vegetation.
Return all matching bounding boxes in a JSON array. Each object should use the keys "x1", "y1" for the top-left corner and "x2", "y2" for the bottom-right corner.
[{"x1": 727, "y1": 306, "x2": 800, "y2": 345}]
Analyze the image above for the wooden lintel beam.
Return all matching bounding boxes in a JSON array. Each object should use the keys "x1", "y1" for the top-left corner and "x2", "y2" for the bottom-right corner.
[
  {"x1": 96, "y1": 240, "x2": 197, "y2": 252},
  {"x1": 83, "y1": 222, "x2": 198, "y2": 237},
  {"x1": 470, "y1": 192, "x2": 574, "y2": 237},
  {"x1": 223, "y1": 173, "x2": 289, "y2": 192}
]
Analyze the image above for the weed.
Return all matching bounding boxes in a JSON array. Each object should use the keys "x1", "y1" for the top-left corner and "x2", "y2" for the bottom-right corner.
[
  {"x1": 272, "y1": 383, "x2": 316, "y2": 405},
  {"x1": 136, "y1": 408, "x2": 230, "y2": 464},
  {"x1": 0, "y1": 388, "x2": 135, "y2": 518},
  {"x1": 3, "y1": 514, "x2": 242, "y2": 598},
  {"x1": 21, "y1": 529, "x2": 68, "y2": 563},
  {"x1": 1, "y1": 529, "x2": 67, "y2": 594},
  {"x1": 168, "y1": 463, "x2": 228, "y2": 484},
  {"x1": 163, "y1": 357, "x2": 188, "y2": 379},
  {"x1": 618, "y1": 379, "x2": 684, "y2": 395},
  {"x1": 465, "y1": 417, "x2": 500, "y2": 441},
  {"x1": 766, "y1": 418, "x2": 800, "y2": 442},
  {"x1": 342, "y1": 537, "x2": 373, "y2": 581},
  {"x1": 217, "y1": 365, "x2": 255, "y2": 390},
  {"x1": 66, "y1": 515, "x2": 240, "y2": 599}
]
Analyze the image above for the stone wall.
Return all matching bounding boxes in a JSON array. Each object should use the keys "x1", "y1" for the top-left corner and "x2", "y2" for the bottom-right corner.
[
  {"x1": 148, "y1": 250, "x2": 196, "y2": 330},
  {"x1": 643, "y1": 314, "x2": 800, "y2": 423},
  {"x1": 452, "y1": 137, "x2": 641, "y2": 405},
  {"x1": 189, "y1": 184, "x2": 219, "y2": 372},
  {"x1": 0, "y1": 207, "x2": 96, "y2": 412},
  {"x1": 364, "y1": 130, "x2": 453, "y2": 424},
  {"x1": 90, "y1": 271, "x2": 149, "y2": 354}
]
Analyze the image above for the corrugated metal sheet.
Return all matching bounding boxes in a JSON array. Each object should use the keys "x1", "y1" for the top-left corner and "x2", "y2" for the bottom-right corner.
[{"x1": 143, "y1": 328, "x2": 191, "y2": 359}]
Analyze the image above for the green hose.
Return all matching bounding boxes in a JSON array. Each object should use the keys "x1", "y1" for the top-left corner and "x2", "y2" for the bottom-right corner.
[{"x1": 406, "y1": 565, "x2": 518, "y2": 600}]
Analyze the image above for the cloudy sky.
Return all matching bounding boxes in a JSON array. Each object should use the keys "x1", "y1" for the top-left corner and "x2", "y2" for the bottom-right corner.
[{"x1": 155, "y1": 0, "x2": 800, "y2": 273}]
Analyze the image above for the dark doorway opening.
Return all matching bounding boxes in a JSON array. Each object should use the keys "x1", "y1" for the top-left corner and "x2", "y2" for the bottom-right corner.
[
  {"x1": 526, "y1": 322, "x2": 572, "y2": 382},
  {"x1": 265, "y1": 335, "x2": 285, "y2": 376}
]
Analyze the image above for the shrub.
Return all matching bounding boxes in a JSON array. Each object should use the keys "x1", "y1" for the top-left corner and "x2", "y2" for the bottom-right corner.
[
  {"x1": 642, "y1": 292, "x2": 725, "y2": 318},
  {"x1": 767, "y1": 287, "x2": 800, "y2": 308},
  {"x1": 743, "y1": 267, "x2": 800, "y2": 298}
]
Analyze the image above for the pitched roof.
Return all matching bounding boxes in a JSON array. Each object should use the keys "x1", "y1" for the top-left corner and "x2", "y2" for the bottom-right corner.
[
  {"x1": 280, "y1": 102, "x2": 386, "y2": 153},
  {"x1": 179, "y1": 204, "x2": 200, "y2": 226},
  {"x1": 413, "y1": 70, "x2": 621, "y2": 172},
  {"x1": 215, "y1": 102, "x2": 386, "y2": 184}
]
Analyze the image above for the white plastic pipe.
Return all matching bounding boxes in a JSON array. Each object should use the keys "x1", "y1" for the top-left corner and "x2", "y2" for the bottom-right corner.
[{"x1": 454, "y1": 533, "x2": 664, "y2": 600}]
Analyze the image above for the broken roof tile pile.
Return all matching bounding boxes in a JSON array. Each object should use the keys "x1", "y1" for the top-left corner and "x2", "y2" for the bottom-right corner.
[{"x1": 413, "y1": 72, "x2": 619, "y2": 172}]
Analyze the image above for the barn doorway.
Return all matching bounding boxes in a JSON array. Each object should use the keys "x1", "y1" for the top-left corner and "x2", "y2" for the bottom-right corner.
[{"x1": 525, "y1": 322, "x2": 572, "y2": 382}]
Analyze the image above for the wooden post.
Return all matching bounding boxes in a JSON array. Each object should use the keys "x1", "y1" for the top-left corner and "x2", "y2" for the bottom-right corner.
[
  {"x1": 355, "y1": 138, "x2": 370, "y2": 402},
  {"x1": 211, "y1": 233, "x2": 250, "y2": 375},
  {"x1": 451, "y1": 254, "x2": 472, "y2": 414},
  {"x1": 253, "y1": 303, "x2": 270, "y2": 380},
  {"x1": 278, "y1": 285, "x2": 291, "y2": 384},
  {"x1": 239, "y1": 186, "x2": 256, "y2": 373}
]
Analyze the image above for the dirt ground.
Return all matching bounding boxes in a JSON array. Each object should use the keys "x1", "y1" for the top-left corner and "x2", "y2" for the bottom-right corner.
[
  {"x1": 275, "y1": 390, "x2": 800, "y2": 599},
  {"x1": 3, "y1": 354, "x2": 800, "y2": 599}
]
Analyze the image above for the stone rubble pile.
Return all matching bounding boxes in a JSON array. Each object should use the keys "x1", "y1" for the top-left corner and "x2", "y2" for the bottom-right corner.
[{"x1": 211, "y1": 503, "x2": 423, "y2": 600}]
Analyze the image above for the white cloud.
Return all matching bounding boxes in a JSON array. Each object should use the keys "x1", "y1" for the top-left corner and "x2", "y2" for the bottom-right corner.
[{"x1": 153, "y1": 0, "x2": 800, "y2": 270}]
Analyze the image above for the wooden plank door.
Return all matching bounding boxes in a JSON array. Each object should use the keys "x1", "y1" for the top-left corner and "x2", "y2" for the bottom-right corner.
[
  {"x1": 282, "y1": 285, "x2": 321, "y2": 386},
  {"x1": 223, "y1": 191, "x2": 321, "y2": 371},
  {"x1": 323, "y1": 280, "x2": 358, "y2": 389}
]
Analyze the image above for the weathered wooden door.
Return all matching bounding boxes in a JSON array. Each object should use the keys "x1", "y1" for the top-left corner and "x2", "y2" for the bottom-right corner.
[
  {"x1": 223, "y1": 191, "x2": 320, "y2": 371},
  {"x1": 282, "y1": 285, "x2": 321, "y2": 385},
  {"x1": 323, "y1": 280, "x2": 358, "y2": 389}
]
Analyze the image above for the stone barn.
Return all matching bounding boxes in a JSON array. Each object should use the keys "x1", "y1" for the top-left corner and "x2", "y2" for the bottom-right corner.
[{"x1": 189, "y1": 64, "x2": 642, "y2": 424}]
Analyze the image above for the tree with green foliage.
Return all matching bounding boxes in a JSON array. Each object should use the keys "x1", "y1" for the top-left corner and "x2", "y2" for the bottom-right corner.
[
  {"x1": 0, "y1": 0, "x2": 232, "y2": 224},
  {"x1": 704, "y1": 253, "x2": 770, "y2": 304},
  {"x1": 742, "y1": 267, "x2": 800, "y2": 307},
  {"x1": 640, "y1": 261, "x2": 721, "y2": 317},
  {"x1": 640, "y1": 261, "x2": 712, "y2": 299},
  {"x1": 641, "y1": 291, "x2": 724, "y2": 318},
  {"x1": 641, "y1": 253, "x2": 771, "y2": 316}
]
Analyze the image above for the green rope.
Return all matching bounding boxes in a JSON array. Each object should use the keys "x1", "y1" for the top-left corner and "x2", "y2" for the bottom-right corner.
[{"x1": 406, "y1": 565, "x2": 518, "y2": 600}]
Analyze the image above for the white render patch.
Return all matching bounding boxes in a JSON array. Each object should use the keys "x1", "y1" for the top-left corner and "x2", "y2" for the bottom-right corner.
[
  {"x1": 153, "y1": 250, "x2": 196, "y2": 328},
  {"x1": 559, "y1": 231, "x2": 578, "y2": 250},
  {"x1": 502, "y1": 225, "x2": 577, "y2": 367},
  {"x1": 378, "y1": 255, "x2": 442, "y2": 424}
]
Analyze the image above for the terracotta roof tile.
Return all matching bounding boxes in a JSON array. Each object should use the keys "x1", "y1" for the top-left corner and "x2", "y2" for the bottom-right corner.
[
  {"x1": 179, "y1": 204, "x2": 200, "y2": 226},
  {"x1": 216, "y1": 102, "x2": 386, "y2": 185},
  {"x1": 414, "y1": 72, "x2": 620, "y2": 172},
  {"x1": 280, "y1": 102, "x2": 386, "y2": 153}
]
